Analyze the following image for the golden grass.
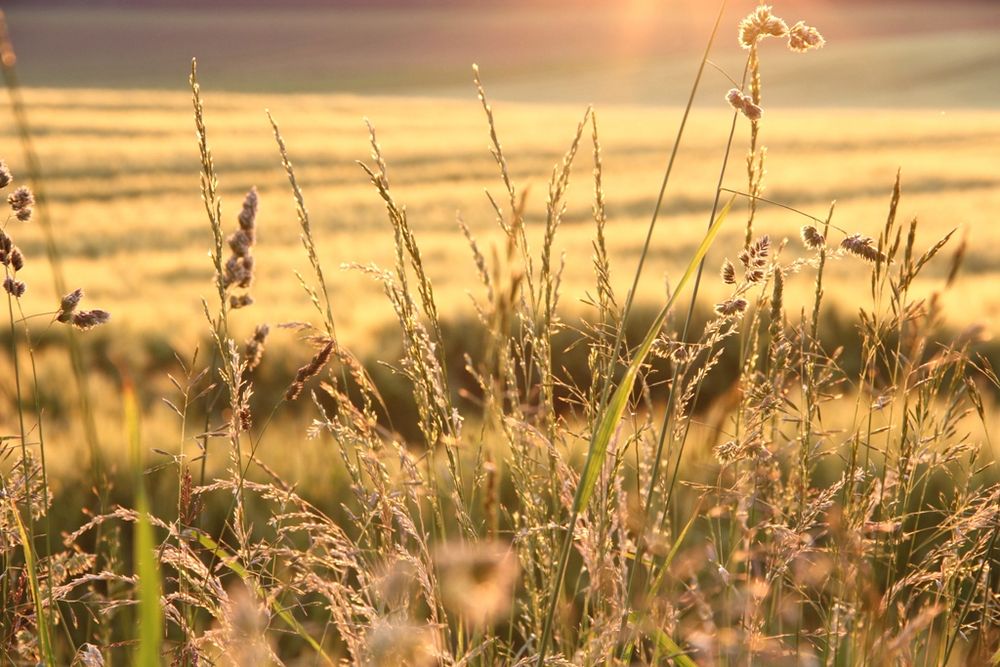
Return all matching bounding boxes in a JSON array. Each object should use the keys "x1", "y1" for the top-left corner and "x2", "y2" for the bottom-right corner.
[{"x1": 3, "y1": 3, "x2": 999, "y2": 659}]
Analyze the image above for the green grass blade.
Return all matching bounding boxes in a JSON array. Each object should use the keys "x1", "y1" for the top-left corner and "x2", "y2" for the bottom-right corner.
[
  {"x1": 648, "y1": 621, "x2": 700, "y2": 667},
  {"x1": 576, "y1": 196, "x2": 734, "y2": 511},
  {"x1": 650, "y1": 503, "x2": 700, "y2": 592},
  {"x1": 536, "y1": 196, "x2": 733, "y2": 665},
  {"x1": 8, "y1": 495, "x2": 54, "y2": 666},
  {"x1": 622, "y1": 505, "x2": 702, "y2": 661},
  {"x1": 126, "y1": 384, "x2": 163, "y2": 667}
]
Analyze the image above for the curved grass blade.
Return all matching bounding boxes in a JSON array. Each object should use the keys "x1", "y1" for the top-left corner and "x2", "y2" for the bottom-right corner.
[
  {"x1": 536, "y1": 196, "x2": 733, "y2": 665},
  {"x1": 577, "y1": 195, "x2": 734, "y2": 511},
  {"x1": 8, "y1": 495, "x2": 54, "y2": 666},
  {"x1": 648, "y1": 622, "x2": 700, "y2": 667}
]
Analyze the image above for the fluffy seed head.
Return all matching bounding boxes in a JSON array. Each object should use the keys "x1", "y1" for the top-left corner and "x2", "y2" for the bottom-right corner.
[
  {"x1": 10, "y1": 247, "x2": 23, "y2": 272},
  {"x1": 748, "y1": 235, "x2": 771, "y2": 267},
  {"x1": 286, "y1": 340, "x2": 335, "y2": 401},
  {"x1": 238, "y1": 186, "x2": 258, "y2": 232},
  {"x1": 726, "y1": 88, "x2": 763, "y2": 122},
  {"x1": 714, "y1": 439, "x2": 740, "y2": 464},
  {"x1": 715, "y1": 297, "x2": 748, "y2": 317},
  {"x1": 228, "y1": 229, "x2": 253, "y2": 258},
  {"x1": 739, "y1": 5, "x2": 788, "y2": 49},
  {"x1": 221, "y1": 188, "x2": 259, "y2": 300},
  {"x1": 245, "y1": 324, "x2": 270, "y2": 370},
  {"x1": 71, "y1": 309, "x2": 111, "y2": 330},
  {"x1": 3, "y1": 277, "x2": 25, "y2": 297},
  {"x1": 788, "y1": 21, "x2": 825, "y2": 52},
  {"x1": 230, "y1": 293, "x2": 254, "y2": 309},
  {"x1": 365, "y1": 621, "x2": 438, "y2": 667},
  {"x1": 237, "y1": 256, "x2": 254, "y2": 288},
  {"x1": 801, "y1": 225, "x2": 826, "y2": 250},
  {"x1": 14, "y1": 207, "x2": 32, "y2": 222},
  {"x1": 58, "y1": 288, "x2": 84, "y2": 323},
  {"x1": 7, "y1": 185, "x2": 33, "y2": 212},
  {"x1": 223, "y1": 256, "x2": 254, "y2": 290},
  {"x1": 218, "y1": 584, "x2": 272, "y2": 663},
  {"x1": 721, "y1": 259, "x2": 736, "y2": 285},
  {"x1": 841, "y1": 233, "x2": 884, "y2": 263},
  {"x1": 714, "y1": 435, "x2": 767, "y2": 464},
  {"x1": 434, "y1": 541, "x2": 519, "y2": 627},
  {"x1": 0, "y1": 161, "x2": 11, "y2": 190}
]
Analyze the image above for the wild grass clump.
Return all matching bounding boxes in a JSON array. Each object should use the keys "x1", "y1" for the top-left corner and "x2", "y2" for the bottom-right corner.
[
  {"x1": 1, "y1": 3, "x2": 997, "y2": 666},
  {"x1": 0, "y1": 161, "x2": 109, "y2": 666}
]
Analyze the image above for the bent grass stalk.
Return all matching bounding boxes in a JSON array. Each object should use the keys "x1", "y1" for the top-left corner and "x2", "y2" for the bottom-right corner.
[{"x1": 538, "y1": 2, "x2": 730, "y2": 661}]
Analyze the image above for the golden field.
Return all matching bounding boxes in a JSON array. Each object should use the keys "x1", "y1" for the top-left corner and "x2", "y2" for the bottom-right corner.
[
  {"x1": 3, "y1": 1, "x2": 998, "y2": 363},
  {"x1": 2, "y1": 86, "x2": 998, "y2": 484},
  {"x1": 3, "y1": 87, "x2": 999, "y2": 355}
]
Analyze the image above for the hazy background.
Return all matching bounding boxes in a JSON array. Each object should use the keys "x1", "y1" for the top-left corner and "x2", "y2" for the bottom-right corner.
[{"x1": 6, "y1": 0, "x2": 1000, "y2": 105}]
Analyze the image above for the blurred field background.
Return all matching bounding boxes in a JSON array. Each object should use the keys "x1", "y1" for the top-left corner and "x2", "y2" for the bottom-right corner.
[{"x1": 1, "y1": 0, "x2": 999, "y2": 485}]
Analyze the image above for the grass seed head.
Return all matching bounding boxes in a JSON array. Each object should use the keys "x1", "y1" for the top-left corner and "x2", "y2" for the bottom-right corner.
[
  {"x1": 739, "y1": 5, "x2": 788, "y2": 49},
  {"x1": 747, "y1": 235, "x2": 770, "y2": 266},
  {"x1": 365, "y1": 621, "x2": 438, "y2": 667},
  {"x1": 238, "y1": 186, "x2": 258, "y2": 232},
  {"x1": 223, "y1": 255, "x2": 254, "y2": 289},
  {"x1": 71, "y1": 309, "x2": 111, "y2": 330},
  {"x1": 229, "y1": 293, "x2": 254, "y2": 309},
  {"x1": 801, "y1": 224, "x2": 826, "y2": 250},
  {"x1": 57, "y1": 288, "x2": 84, "y2": 322},
  {"x1": 788, "y1": 21, "x2": 825, "y2": 52},
  {"x1": 721, "y1": 259, "x2": 737, "y2": 284},
  {"x1": 726, "y1": 88, "x2": 763, "y2": 121},
  {"x1": 842, "y1": 233, "x2": 885, "y2": 262},
  {"x1": 7, "y1": 185, "x2": 33, "y2": 214},
  {"x1": 286, "y1": 340, "x2": 335, "y2": 400},
  {"x1": 245, "y1": 323, "x2": 270, "y2": 370},
  {"x1": 435, "y1": 541, "x2": 519, "y2": 628},
  {"x1": 715, "y1": 297, "x2": 748, "y2": 317},
  {"x1": 0, "y1": 160, "x2": 11, "y2": 190},
  {"x1": 228, "y1": 229, "x2": 253, "y2": 258},
  {"x1": 3, "y1": 277, "x2": 25, "y2": 297}
]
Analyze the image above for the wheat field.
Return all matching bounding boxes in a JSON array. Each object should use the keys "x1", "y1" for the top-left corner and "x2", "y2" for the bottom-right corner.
[
  {"x1": 5, "y1": 88, "x2": 999, "y2": 480},
  {"x1": 4, "y1": 89, "x2": 999, "y2": 352}
]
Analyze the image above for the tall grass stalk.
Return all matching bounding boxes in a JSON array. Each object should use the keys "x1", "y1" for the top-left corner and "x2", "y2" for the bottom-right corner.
[
  {"x1": 535, "y1": 3, "x2": 729, "y2": 661},
  {"x1": 0, "y1": 16, "x2": 109, "y2": 651}
]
